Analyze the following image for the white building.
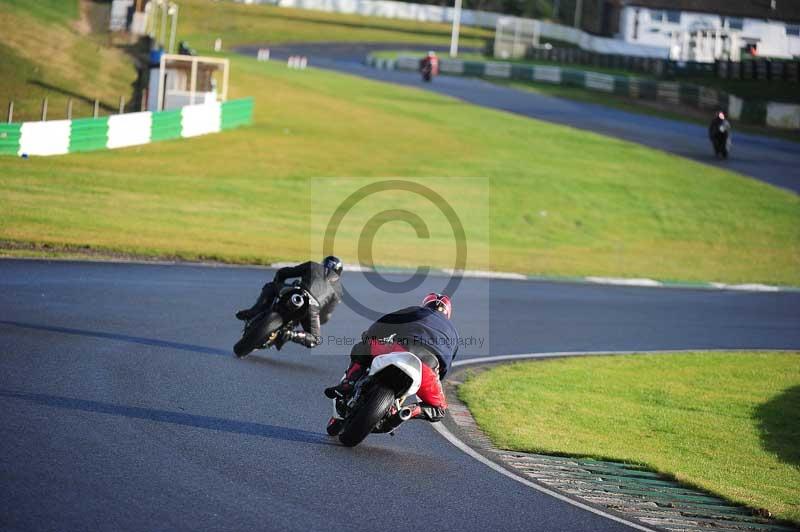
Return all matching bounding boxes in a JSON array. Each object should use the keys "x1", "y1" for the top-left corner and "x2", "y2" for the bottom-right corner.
[{"x1": 581, "y1": 1, "x2": 800, "y2": 62}]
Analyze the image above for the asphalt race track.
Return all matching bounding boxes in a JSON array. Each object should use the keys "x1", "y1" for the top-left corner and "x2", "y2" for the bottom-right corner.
[
  {"x1": 238, "y1": 43, "x2": 800, "y2": 195},
  {"x1": 2, "y1": 259, "x2": 799, "y2": 530}
]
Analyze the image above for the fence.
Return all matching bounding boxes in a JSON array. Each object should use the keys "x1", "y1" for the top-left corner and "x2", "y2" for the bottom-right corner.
[
  {"x1": 524, "y1": 47, "x2": 800, "y2": 83},
  {"x1": 0, "y1": 98, "x2": 254, "y2": 157},
  {"x1": 366, "y1": 54, "x2": 800, "y2": 129}
]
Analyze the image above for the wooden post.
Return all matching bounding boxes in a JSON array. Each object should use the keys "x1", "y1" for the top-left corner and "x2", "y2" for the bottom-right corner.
[
  {"x1": 7, "y1": 101, "x2": 13, "y2": 123},
  {"x1": 141, "y1": 89, "x2": 148, "y2": 112},
  {"x1": 67, "y1": 98, "x2": 73, "y2": 120},
  {"x1": 157, "y1": 53, "x2": 166, "y2": 111},
  {"x1": 190, "y1": 57, "x2": 198, "y2": 105},
  {"x1": 93, "y1": 99, "x2": 99, "y2": 118},
  {"x1": 222, "y1": 59, "x2": 230, "y2": 102},
  {"x1": 119, "y1": 96, "x2": 125, "y2": 114}
]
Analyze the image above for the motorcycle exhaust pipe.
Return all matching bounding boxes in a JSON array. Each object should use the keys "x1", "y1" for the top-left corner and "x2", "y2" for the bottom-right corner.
[
  {"x1": 398, "y1": 407, "x2": 414, "y2": 421},
  {"x1": 290, "y1": 293, "x2": 305, "y2": 308}
]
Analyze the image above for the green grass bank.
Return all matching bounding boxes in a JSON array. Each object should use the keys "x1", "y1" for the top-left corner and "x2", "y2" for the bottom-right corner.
[{"x1": 458, "y1": 351, "x2": 800, "y2": 524}]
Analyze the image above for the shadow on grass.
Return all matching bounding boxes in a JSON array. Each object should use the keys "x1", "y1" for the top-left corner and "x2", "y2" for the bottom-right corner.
[
  {"x1": 755, "y1": 385, "x2": 800, "y2": 468},
  {"x1": 0, "y1": 389, "x2": 335, "y2": 446},
  {"x1": 27, "y1": 80, "x2": 116, "y2": 111}
]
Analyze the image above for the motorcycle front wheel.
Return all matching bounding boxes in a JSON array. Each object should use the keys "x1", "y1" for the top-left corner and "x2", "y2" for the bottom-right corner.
[
  {"x1": 233, "y1": 312, "x2": 283, "y2": 358},
  {"x1": 338, "y1": 384, "x2": 395, "y2": 447}
]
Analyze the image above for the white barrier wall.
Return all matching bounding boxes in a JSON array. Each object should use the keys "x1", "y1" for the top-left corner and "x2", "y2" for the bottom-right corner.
[
  {"x1": 533, "y1": 66, "x2": 561, "y2": 83},
  {"x1": 767, "y1": 103, "x2": 800, "y2": 129},
  {"x1": 585, "y1": 72, "x2": 614, "y2": 92},
  {"x1": 107, "y1": 112, "x2": 153, "y2": 149},
  {"x1": 18, "y1": 121, "x2": 71, "y2": 156},
  {"x1": 485, "y1": 62, "x2": 511, "y2": 78},
  {"x1": 181, "y1": 102, "x2": 222, "y2": 138}
]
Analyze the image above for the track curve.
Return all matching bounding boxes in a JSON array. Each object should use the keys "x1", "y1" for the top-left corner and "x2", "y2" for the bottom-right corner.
[
  {"x1": 237, "y1": 42, "x2": 800, "y2": 194},
  {"x1": 1, "y1": 259, "x2": 799, "y2": 531}
]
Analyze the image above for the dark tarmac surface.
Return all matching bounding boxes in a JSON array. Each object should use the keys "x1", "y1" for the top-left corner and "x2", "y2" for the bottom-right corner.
[
  {"x1": 2, "y1": 259, "x2": 799, "y2": 530},
  {"x1": 238, "y1": 42, "x2": 800, "y2": 194}
]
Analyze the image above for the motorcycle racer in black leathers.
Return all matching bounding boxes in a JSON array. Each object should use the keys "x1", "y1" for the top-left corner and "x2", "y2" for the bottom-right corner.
[
  {"x1": 236, "y1": 256, "x2": 343, "y2": 348},
  {"x1": 709, "y1": 110, "x2": 732, "y2": 159}
]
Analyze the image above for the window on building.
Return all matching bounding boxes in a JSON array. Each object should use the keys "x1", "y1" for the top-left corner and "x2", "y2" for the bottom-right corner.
[
  {"x1": 650, "y1": 9, "x2": 681, "y2": 24},
  {"x1": 725, "y1": 17, "x2": 744, "y2": 30},
  {"x1": 788, "y1": 24, "x2": 800, "y2": 37}
]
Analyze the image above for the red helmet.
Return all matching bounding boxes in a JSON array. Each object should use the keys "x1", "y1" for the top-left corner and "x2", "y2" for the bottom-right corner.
[{"x1": 422, "y1": 292, "x2": 452, "y2": 319}]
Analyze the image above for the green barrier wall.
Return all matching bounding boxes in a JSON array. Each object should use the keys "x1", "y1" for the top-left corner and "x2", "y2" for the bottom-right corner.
[
  {"x1": 1, "y1": 98, "x2": 254, "y2": 157},
  {"x1": 221, "y1": 97, "x2": 254, "y2": 130},
  {"x1": 69, "y1": 117, "x2": 110, "y2": 153},
  {"x1": 0, "y1": 124, "x2": 22, "y2": 156},
  {"x1": 150, "y1": 109, "x2": 183, "y2": 142}
]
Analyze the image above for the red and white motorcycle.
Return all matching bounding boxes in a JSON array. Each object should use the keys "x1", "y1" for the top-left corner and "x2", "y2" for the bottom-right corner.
[{"x1": 329, "y1": 350, "x2": 423, "y2": 447}]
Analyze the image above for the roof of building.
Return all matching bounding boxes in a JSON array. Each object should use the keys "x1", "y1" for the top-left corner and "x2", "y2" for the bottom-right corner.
[{"x1": 621, "y1": 0, "x2": 800, "y2": 23}]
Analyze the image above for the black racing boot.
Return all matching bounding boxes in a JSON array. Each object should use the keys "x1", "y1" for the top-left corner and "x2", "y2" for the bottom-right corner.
[
  {"x1": 235, "y1": 308, "x2": 259, "y2": 321},
  {"x1": 236, "y1": 283, "x2": 277, "y2": 321},
  {"x1": 324, "y1": 381, "x2": 353, "y2": 400}
]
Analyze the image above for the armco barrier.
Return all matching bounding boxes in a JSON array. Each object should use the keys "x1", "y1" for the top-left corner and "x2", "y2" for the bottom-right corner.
[
  {"x1": 0, "y1": 97, "x2": 254, "y2": 157},
  {"x1": 368, "y1": 54, "x2": 799, "y2": 129}
]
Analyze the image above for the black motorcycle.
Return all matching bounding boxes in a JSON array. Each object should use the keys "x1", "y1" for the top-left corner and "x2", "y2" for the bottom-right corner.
[{"x1": 233, "y1": 282, "x2": 309, "y2": 358}]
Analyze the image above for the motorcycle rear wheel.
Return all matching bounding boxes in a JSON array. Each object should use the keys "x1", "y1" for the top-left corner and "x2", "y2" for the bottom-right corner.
[
  {"x1": 338, "y1": 384, "x2": 395, "y2": 447},
  {"x1": 233, "y1": 312, "x2": 283, "y2": 358}
]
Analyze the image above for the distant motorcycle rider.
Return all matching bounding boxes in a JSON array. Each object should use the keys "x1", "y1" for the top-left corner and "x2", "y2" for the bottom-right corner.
[
  {"x1": 325, "y1": 293, "x2": 458, "y2": 435},
  {"x1": 236, "y1": 256, "x2": 343, "y2": 348},
  {"x1": 709, "y1": 110, "x2": 732, "y2": 159}
]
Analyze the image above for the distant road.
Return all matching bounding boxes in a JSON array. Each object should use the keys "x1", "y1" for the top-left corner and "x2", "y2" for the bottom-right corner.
[{"x1": 238, "y1": 42, "x2": 800, "y2": 194}]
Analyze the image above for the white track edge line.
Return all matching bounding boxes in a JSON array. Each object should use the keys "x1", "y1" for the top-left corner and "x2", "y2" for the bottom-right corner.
[
  {"x1": 436, "y1": 349, "x2": 797, "y2": 531},
  {"x1": 454, "y1": 348, "x2": 796, "y2": 367},
  {"x1": 430, "y1": 422, "x2": 657, "y2": 532}
]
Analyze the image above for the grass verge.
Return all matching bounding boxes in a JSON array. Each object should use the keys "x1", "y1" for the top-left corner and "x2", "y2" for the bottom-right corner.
[
  {"x1": 458, "y1": 352, "x2": 800, "y2": 524},
  {"x1": 178, "y1": 0, "x2": 491, "y2": 52},
  {"x1": 1, "y1": 54, "x2": 799, "y2": 284},
  {"x1": 1, "y1": 2, "x2": 799, "y2": 284},
  {"x1": 0, "y1": 0, "x2": 138, "y2": 122}
]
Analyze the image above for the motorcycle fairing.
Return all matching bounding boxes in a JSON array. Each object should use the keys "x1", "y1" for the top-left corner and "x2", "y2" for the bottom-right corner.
[{"x1": 369, "y1": 351, "x2": 423, "y2": 398}]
